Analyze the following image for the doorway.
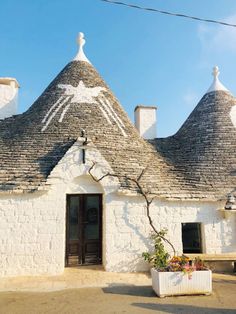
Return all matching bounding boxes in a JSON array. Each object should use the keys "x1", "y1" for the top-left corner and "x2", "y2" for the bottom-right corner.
[{"x1": 66, "y1": 194, "x2": 102, "y2": 266}]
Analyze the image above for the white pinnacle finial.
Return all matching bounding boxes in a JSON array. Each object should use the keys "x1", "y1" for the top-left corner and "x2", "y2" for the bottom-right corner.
[
  {"x1": 77, "y1": 32, "x2": 85, "y2": 49},
  {"x1": 207, "y1": 65, "x2": 228, "y2": 93},
  {"x1": 212, "y1": 66, "x2": 219, "y2": 79},
  {"x1": 73, "y1": 32, "x2": 91, "y2": 64}
]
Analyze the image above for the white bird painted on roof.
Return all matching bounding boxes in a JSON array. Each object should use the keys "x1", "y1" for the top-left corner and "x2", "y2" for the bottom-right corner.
[
  {"x1": 58, "y1": 81, "x2": 106, "y2": 104},
  {"x1": 41, "y1": 80, "x2": 127, "y2": 137}
]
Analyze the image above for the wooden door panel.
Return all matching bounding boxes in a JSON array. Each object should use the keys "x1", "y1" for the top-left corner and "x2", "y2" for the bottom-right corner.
[
  {"x1": 69, "y1": 241, "x2": 79, "y2": 255},
  {"x1": 66, "y1": 194, "x2": 102, "y2": 266},
  {"x1": 82, "y1": 195, "x2": 102, "y2": 264},
  {"x1": 84, "y1": 242, "x2": 101, "y2": 264}
]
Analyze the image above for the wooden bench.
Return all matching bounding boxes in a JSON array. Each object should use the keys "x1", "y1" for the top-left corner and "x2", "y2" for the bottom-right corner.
[{"x1": 186, "y1": 253, "x2": 236, "y2": 272}]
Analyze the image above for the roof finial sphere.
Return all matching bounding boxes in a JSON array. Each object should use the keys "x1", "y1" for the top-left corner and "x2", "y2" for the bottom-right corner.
[
  {"x1": 212, "y1": 66, "x2": 220, "y2": 79},
  {"x1": 77, "y1": 32, "x2": 85, "y2": 48}
]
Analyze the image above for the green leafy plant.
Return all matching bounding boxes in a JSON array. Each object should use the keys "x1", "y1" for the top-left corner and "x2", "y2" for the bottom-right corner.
[
  {"x1": 142, "y1": 229, "x2": 209, "y2": 278},
  {"x1": 142, "y1": 229, "x2": 170, "y2": 270}
]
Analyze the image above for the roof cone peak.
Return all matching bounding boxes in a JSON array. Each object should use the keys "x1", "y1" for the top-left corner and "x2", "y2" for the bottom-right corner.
[
  {"x1": 73, "y1": 32, "x2": 91, "y2": 64},
  {"x1": 207, "y1": 65, "x2": 228, "y2": 93}
]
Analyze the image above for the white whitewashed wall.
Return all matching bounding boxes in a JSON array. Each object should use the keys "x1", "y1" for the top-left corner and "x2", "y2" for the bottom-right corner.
[
  {"x1": 0, "y1": 82, "x2": 18, "y2": 120},
  {"x1": 0, "y1": 141, "x2": 235, "y2": 277}
]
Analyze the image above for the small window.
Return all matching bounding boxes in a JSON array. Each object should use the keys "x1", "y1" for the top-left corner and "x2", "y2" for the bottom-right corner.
[{"x1": 182, "y1": 223, "x2": 202, "y2": 253}]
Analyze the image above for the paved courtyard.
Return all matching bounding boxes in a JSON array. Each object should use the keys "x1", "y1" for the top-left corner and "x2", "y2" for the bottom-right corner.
[{"x1": 0, "y1": 269, "x2": 235, "y2": 314}]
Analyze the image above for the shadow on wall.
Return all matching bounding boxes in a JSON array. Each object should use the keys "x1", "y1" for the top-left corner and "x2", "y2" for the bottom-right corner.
[
  {"x1": 196, "y1": 208, "x2": 236, "y2": 253},
  {"x1": 123, "y1": 198, "x2": 152, "y2": 245},
  {"x1": 132, "y1": 303, "x2": 236, "y2": 314},
  {"x1": 220, "y1": 215, "x2": 236, "y2": 253},
  {"x1": 142, "y1": 121, "x2": 157, "y2": 139},
  {"x1": 107, "y1": 197, "x2": 154, "y2": 271}
]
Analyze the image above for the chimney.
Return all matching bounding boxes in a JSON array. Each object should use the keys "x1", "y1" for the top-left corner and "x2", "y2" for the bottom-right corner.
[
  {"x1": 0, "y1": 77, "x2": 19, "y2": 120},
  {"x1": 134, "y1": 105, "x2": 157, "y2": 139}
]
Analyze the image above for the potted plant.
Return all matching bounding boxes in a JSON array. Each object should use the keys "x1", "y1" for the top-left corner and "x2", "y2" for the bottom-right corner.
[{"x1": 143, "y1": 229, "x2": 212, "y2": 297}]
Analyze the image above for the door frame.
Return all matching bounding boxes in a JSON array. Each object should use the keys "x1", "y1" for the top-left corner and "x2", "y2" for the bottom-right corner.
[{"x1": 65, "y1": 193, "x2": 103, "y2": 267}]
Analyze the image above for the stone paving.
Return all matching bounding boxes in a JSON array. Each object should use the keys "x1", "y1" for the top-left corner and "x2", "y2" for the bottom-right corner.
[
  {"x1": 0, "y1": 266, "x2": 151, "y2": 292},
  {"x1": 0, "y1": 268, "x2": 235, "y2": 313}
]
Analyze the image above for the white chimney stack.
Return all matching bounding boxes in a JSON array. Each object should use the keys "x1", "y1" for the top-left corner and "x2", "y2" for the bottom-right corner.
[
  {"x1": 0, "y1": 77, "x2": 19, "y2": 120},
  {"x1": 134, "y1": 105, "x2": 157, "y2": 139}
]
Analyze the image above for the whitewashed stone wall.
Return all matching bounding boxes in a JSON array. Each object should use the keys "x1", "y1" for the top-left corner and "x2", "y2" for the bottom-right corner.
[
  {"x1": 105, "y1": 195, "x2": 236, "y2": 272},
  {"x1": 0, "y1": 141, "x2": 235, "y2": 277},
  {"x1": 134, "y1": 106, "x2": 157, "y2": 139},
  {"x1": 0, "y1": 80, "x2": 18, "y2": 120}
]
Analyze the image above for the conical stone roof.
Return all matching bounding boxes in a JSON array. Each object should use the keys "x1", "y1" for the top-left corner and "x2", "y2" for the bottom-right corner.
[
  {"x1": 1, "y1": 37, "x2": 235, "y2": 201},
  {"x1": 0, "y1": 34, "x2": 180, "y2": 196},
  {"x1": 152, "y1": 68, "x2": 236, "y2": 200}
]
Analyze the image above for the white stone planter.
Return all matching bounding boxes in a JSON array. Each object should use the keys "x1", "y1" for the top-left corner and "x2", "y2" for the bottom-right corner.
[{"x1": 151, "y1": 268, "x2": 212, "y2": 297}]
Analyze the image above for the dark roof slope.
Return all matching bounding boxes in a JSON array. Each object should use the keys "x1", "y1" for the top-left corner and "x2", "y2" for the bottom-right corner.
[
  {"x1": 150, "y1": 90, "x2": 236, "y2": 200},
  {"x1": 0, "y1": 60, "x2": 182, "y2": 197}
]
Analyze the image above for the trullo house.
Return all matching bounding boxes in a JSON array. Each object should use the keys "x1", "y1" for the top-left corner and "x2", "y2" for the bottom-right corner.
[{"x1": 0, "y1": 33, "x2": 235, "y2": 277}]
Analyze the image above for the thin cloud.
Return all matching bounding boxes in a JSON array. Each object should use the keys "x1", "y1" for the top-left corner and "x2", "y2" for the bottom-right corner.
[
  {"x1": 183, "y1": 90, "x2": 199, "y2": 107},
  {"x1": 198, "y1": 14, "x2": 236, "y2": 55}
]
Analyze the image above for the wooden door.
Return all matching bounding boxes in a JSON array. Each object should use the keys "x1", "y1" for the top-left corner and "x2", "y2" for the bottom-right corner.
[{"x1": 66, "y1": 194, "x2": 102, "y2": 266}]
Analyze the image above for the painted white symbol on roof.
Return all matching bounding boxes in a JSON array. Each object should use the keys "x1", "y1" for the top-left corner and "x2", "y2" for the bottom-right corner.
[
  {"x1": 41, "y1": 81, "x2": 127, "y2": 137},
  {"x1": 58, "y1": 81, "x2": 105, "y2": 103}
]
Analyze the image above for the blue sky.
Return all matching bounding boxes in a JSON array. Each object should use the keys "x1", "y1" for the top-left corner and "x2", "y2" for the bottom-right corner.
[{"x1": 1, "y1": 0, "x2": 236, "y2": 137}]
